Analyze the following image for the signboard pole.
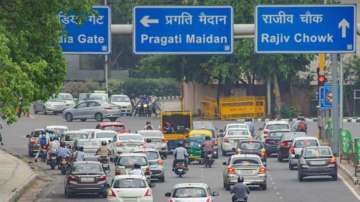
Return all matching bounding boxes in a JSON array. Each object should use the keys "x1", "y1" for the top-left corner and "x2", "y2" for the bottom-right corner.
[
  {"x1": 339, "y1": 55, "x2": 344, "y2": 129},
  {"x1": 331, "y1": 54, "x2": 339, "y2": 155}
]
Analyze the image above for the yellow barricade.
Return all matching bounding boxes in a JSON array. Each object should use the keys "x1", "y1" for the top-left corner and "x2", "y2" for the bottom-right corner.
[
  {"x1": 219, "y1": 96, "x2": 265, "y2": 120},
  {"x1": 200, "y1": 98, "x2": 217, "y2": 119}
]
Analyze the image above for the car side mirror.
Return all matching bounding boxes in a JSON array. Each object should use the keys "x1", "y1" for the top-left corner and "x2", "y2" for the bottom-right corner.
[
  {"x1": 223, "y1": 161, "x2": 227, "y2": 166},
  {"x1": 165, "y1": 192, "x2": 171, "y2": 197},
  {"x1": 211, "y1": 191, "x2": 219, "y2": 197},
  {"x1": 25, "y1": 134, "x2": 30, "y2": 138}
]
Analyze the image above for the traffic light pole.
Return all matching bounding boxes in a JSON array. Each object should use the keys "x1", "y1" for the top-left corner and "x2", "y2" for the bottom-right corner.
[{"x1": 331, "y1": 54, "x2": 340, "y2": 155}]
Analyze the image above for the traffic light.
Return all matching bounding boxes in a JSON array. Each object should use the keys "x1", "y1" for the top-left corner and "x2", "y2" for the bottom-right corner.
[{"x1": 318, "y1": 75, "x2": 327, "y2": 86}]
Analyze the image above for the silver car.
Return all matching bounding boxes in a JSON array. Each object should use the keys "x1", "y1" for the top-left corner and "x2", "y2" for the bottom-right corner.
[
  {"x1": 135, "y1": 148, "x2": 165, "y2": 182},
  {"x1": 223, "y1": 154, "x2": 267, "y2": 190},
  {"x1": 110, "y1": 134, "x2": 145, "y2": 159},
  {"x1": 62, "y1": 130, "x2": 90, "y2": 148},
  {"x1": 110, "y1": 94, "x2": 132, "y2": 116},
  {"x1": 33, "y1": 93, "x2": 75, "y2": 115},
  {"x1": 63, "y1": 100, "x2": 121, "y2": 122},
  {"x1": 137, "y1": 130, "x2": 167, "y2": 157}
]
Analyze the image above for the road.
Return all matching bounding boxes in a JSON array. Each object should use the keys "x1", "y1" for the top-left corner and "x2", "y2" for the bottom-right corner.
[{"x1": 1, "y1": 115, "x2": 360, "y2": 202}]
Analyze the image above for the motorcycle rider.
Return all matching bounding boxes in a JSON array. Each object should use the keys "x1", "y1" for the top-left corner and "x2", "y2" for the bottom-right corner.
[
  {"x1": 73, "y1": 146, "x2": 85, "y2": 162},
  {"x1": 96, "y1": 141, "x2": 112, "y2": 157},
  {"x1": 56, "y1": 142, "x2": 72, "y2": 159},
  {"x1": 144, "y1": 121, "x2": 153, "y2": 130},
  {"x1": 231, "y1": 176, "x2": 250, "y2": 202},
  {"x1": 47, "y1": 137, "x2": 60, "y2": 159},
  {"x1": 143, "y1": 138, "x2": 154, "y2": 148},
  {"x1": 202, "y1": 136, "x2": 214, "y2": 162},
  {"x1": 172, "y1": 141, "x2": 189, "y2": 171}
]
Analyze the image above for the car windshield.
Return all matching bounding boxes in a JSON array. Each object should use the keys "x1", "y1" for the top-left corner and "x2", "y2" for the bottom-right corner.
[
  {"x1": 117, "y1": 156, "x2": 147, "y2": 166},
  {"x1": 284, "y1": 132, "x2": 306, "y2": 140},
  {"x1": 95, "y1": 132, "x2": 115, "y2": 139},
  {"x1": 118, "y1": 135, "x2": 144, "y2": 141},
  {"x1": 138, "y1": 131, "x2": 163, "y2": 139},
  {"x1": 193, "y1": 122, "x2": 214, "y2": 130},
  {"x1": 227, "y1": 130, "x2": 249, "y2": 136},
  {"x1": 239, "y1": 142, "x2": 262, "y2": 150},
  {"x1": 103, "y1": 126, "x2": 125, "y2": 132},
  {"x1": 72, "y1": 163, "x2": 103, "y2": 174},
  {"x1": 111, "y1": 96, "x2": 130, "y2": 102},
  {"x1": 269, "y1": 132, "x2": 285, "y2": 139},
  {"x1": 173, "y1": 187, "x2": 207, "y2": 198},
  {"x1": 232, "y1": 159, "x2": 260, "y2": 166},
  {"x1": 113, "y1": 178, "x2": 147, "y2": 188},
  {"x1": 304, "y1": 148, "x2": 332, "y2": 158},
  {"x1": 58, "y1": 94, "x2": 73, "y2": 100},
  {"x1": 89, "y1": 94, "x2": 107, "y2": 101},
  {"x1": 294, "y1": 139, "x2": 318, "y2": 148},
  {"x1": 64, "y1": 133, "x2": 89, "y2": 141},
  {"x1": 146, "y1": 151, "x2": 160, "y2": 160},
  {"x1": 228, "y1": 125, "x2": 247, "y2": 129},
  {"x1": 266, "y1": 124, "x2": 289, "y2": 131}
]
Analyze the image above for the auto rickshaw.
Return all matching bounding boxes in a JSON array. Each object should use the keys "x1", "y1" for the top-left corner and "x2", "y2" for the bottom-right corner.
[
  {"x1": 188, "y1": 129, "x2": 219, "y2": 158},
  {"x1": 185, "y1": 135, "x2": 207, "y2": 164}
]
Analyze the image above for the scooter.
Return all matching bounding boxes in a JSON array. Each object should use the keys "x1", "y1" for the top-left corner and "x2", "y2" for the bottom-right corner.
[
  {"x1": 204, "y1": 151, "x2": 214, "y2": 168},
  {"x1": 174, "y1": 160, "x2": 188, "y2": 178},
  {"x1": 47, "y1": 153, "x2": 58, "y2": 170},
  {"x1": 98, "y1": 155, "x2": 110, "y2": 173}
]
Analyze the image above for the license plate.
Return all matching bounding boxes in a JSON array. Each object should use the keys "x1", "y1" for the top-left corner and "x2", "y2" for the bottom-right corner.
[
  {"x1": 311, "y1": 161, "x2": 326, "y2": 165},
  {"x1": 239, "y1": 170, "x2": 254, "y2": 175},
  {"x1": 80, "y1": 177, "x2": 95, "y2": 183}
]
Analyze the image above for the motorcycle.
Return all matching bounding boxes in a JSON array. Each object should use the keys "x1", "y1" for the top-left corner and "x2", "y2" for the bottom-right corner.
[
  {"x1": 59, "y1": 157, "x2": 71, "y2": 175},
  {"x1": 204, "y1": 151, "x2": 214, "y2": 168},
  {"x1": 174, "y1": 160, "x2": 187, "y2": 178},
  {"x1": 98, "y1": 155, "x2": 110, "y2": 173},
  {"x1": 39, "y1": 146, "x2": 48, "y2": 162},
  {"x1": 47, "y1": 153, "x2": 58, "y2": 170}
]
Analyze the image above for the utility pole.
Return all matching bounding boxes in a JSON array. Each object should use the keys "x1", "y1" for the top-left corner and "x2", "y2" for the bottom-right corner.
[
  {"x1": 267, "y1": 79, "x2": 271, "y2": 117},
  {"x1": 331, "y1": 54, "x2": 340, "y2": 155},
  {"x1": 104, "y1": 0, "x2": 109, "y2": 94}
]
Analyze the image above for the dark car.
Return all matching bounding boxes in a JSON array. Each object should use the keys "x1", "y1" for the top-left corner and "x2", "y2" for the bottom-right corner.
[
  {"x1": 277, "y1": 132, "x2": 306, "y2": 162},
  {"x1": 297, "y1": 146, "x2": 337, "y2": 181},
  {"x1": 64, "y1": 161, "x2": 108, "y2": 198},
  {"x1": 265, "y1": 130, "x2": 290, "y2": 156},
  {"x1": 26, "y1": 129, "x2": 45, "y2": 157},
  {"x1": 237, "y1": 140, "x2": 267, "y2": 164}
]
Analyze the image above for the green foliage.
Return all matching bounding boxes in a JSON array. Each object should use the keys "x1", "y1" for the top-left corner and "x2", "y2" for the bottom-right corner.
[
  {"x1": 123, "y1": 78, "x2": 180, "y2": 97},
  {"x1": 0, "y1": 0, "x2": 94, "y2": 123},
  {"x1": 279, "y1": 105, "x2": 299, "y2": 119}
]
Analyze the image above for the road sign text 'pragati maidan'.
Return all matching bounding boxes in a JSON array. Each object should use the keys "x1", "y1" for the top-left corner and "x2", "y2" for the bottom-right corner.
[
  {"x1": 256, "y1": 5, "x2": 356, "y2": 53},
  {"x1": 133, "y1": 6, "x2": 233, "y2": 54}
]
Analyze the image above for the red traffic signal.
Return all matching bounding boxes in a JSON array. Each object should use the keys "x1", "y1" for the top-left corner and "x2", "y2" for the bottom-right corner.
[{"x1": 318, "y1": 75, "x2": 327, "y2": 86}]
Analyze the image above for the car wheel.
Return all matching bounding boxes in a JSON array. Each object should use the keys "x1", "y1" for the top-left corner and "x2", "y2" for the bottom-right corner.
[
  {"x1": 261, "y1": 183, "x2": 267, "y2": 190},
  {"x1": 95, "y1": 113, "x2": 103, "y2": 122},
  {"x1": 332, "y1": 174, "x2": 338, "y2": 181},
  {"x1": 80, "y1": 118, "x2": 87, "y2": 122},
  {"x1": 64, "y1": 187, "x2": 72, "y2": 198},
  {"x1": 298, "y1": 170, "x2": 304, "y2": 181},
  {"x1": 65, "y1": 113, "x2": 73, "y2": 122},
  {"x1": 224, "y1": 182, "x2": 230, "y2": 191},
  {"x1": 289, "y1": 163, "x2": 295, "y2": 170},
  {"x1": 160, "y1": 176, "x2": 165, "y2": 182}
]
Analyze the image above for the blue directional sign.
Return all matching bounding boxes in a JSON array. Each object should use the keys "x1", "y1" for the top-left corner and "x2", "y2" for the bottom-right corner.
[
  {"x1": 133, "y1": 6, "x2": 233, "y2": 54},
  {"x1": 319, "y1": 84, "x2": 332, "y2": 109},
  {"x1": 59, "y1": 6, "x2": 111, "y2": 54},
  {"x1": 256, "y1": 5, "x2": 356, "y2": 53}
]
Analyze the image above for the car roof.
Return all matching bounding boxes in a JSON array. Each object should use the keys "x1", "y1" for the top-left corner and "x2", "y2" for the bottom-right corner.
[
  {"x1": 113, "y1": 175, "x2": 147, "y2": 180},
  {"x1": 111, "y1": 94, "x2": 129, "y2": 97},
  {"x1": 94, "y1": 130, "x2": 117, "y2": 134},
  {"x1": 227, "y1": 123, "x2": 248, "y2": 126},
  {"x1": 97, "y1": 122, "x2": 125, "y2": 127},
  {"x1": 173, "y1": 183, "x2": 208, "y2": 189},
  {"x1": 293, "y1": 136, "x2": 318, "y2": 141},
  {"x1": 73, "y1": 161, "x2": 101, "y2": 165},
  {"x1": 265, "y1": 121, "x2": 289, "y2": 125},
  {"x1": 137, "y1": 130, "x2": 163, "y2": 134},
  {"x1": 134, "y1": 148, "x2": 159, "y2": 152},
  {"x1": 64, "y1": 130, "x2": 88, "y2": 134},
  {"x1": 231, "y1": 154, "x2": 262, "y2": 159},
  {"x1": 119, "y1": 153, "x2": 147, "y2": 157},
  {"x1": 118, "y1": 133, "x2": 144, "y2": 137},
  {"x1": 46, "y1": 125, "x2": 68, "y2": 129}
]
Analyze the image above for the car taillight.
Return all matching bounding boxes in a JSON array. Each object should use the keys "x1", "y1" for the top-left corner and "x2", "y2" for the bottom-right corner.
[
  {"x1": 161, "y1": 138, "x2": 167, "y2": 143},
  {"x1": 224, "y1": 138, "x2": 229, "y2": 143},
  {"x1": 98, "y1": 175, "x2": 106, "y2": 182},
  {"x1": 67, "y1": 175, "x2": 76, "y2": 182},
  {"x1": 329, "y1": 156, "x2": 337, "y2": 164},
  {"x1": 260, "y1": 149, "x2": 267, "y2": 157},
  {"x1": 206, "y1": 197, "x2": 212, "y2": 202},
  {"x1": 289, "y1": 146, "x2": 295, "y2": 154},
  {"x1": 144, "y1": 188, "x2": 152, "y2": 197},
  {"x1": 258, "y1": 165, "x2": 266, "y2": 174},
  {"x1": 280, "y1": 141, "x2": 289, "y2": 147},
  {"x1": 145, "y1": 167, "x2": 151, "y2": 175},
  {"x1": 157, "y1": 159, "x2": 164, "y2": 165},
  {"x1": 227, "y1": 167, "x2": 236, "y2": 174},
  {"x1": 169, "y1": 199, "x2": 174, "y2": 202}
]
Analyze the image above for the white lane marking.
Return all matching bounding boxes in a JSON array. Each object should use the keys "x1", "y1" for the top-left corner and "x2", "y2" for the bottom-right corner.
[{"x1": 339, "y1": 174, "x2": 360, "y2": 200}]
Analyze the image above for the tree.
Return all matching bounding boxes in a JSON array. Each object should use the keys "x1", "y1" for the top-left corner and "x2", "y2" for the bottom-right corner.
[{"x1": 0, "y1": 0, "x2": 94, "y2": 123}]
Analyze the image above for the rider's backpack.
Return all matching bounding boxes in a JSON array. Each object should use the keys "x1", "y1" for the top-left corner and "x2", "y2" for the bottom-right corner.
[{"x1": 39, "y1": 135, "x2": 48, "y2": 146}]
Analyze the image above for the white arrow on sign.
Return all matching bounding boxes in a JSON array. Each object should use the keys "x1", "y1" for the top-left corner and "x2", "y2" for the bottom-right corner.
[
  {"x1": 140, "y1": 16, "x2": 159, "y2": 27},
  {"x1": 338, "y1": 18, "x2": 350, "y2": 38}
]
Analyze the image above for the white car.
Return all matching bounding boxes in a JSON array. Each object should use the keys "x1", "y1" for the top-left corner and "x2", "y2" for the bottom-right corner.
[
  {"x1": 259, "y1": 120, "x2": 290, "y2": 139},
  {"x1": 108, "y1": 175, "x2": 153, "y2": 202},
  {"x1": 45, "y1": 125, "x2": 69, "y2": 135},
  {"x1": 221, "y1": 128, "x2": 252, "y2": 156},
  {"x1": 89, "y1": 92, "x2": 109, "y2": 103},
  {"x1": 224, "y1": 123, "x2": 250, "y2": 131},
  {"x1": 288, "y1": 136, "x2": 320, "y2": 170},
  {"x1": 137, "y1": 130, "x2": 167, "y2": 156},
  {"x1": 110, "y1": 94, "x2": 132, "y2": 116},
  {"x1": 62, "y1": 130, "x2": 90, "y2": 148},
  {"x1": 110, "y1": 133, "x2": 145, "y2": 157},
  {"x1": 165, "y1": 183, "x2": 219, "y2": 202},
  {"x1": 93, "y1": 130, "x2": 117, "y2": 144}
]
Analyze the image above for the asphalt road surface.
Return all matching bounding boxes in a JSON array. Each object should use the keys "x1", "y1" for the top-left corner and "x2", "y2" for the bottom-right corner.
[{"x1": 1, "y1": 114, "x2": 360, "y2": 202}]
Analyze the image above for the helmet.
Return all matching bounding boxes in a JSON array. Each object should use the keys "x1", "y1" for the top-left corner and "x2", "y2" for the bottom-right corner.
[
  {"x1": 101, "y1": 141, "x2": 107, "y2": 146},
  {"x1": 177, "y1": 141, "x2": 184, "y2": 147},
  {"x1": 205, "y1": 136, "x2": 211, "y2": 141},
  {"x1": 238, "y1": 176, "x2": 244, "y2": 183}
]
